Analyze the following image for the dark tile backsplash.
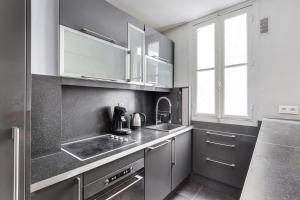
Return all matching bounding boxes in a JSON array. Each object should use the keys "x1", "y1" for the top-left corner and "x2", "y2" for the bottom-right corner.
[
  {"x1": 156, "y1": 88, "x2": 182, "y2": 124},
  {"x1": 31, "y1": 75, "x2": 183, "y2": 158},
  {"x1": 61, "y1": 86, "x2": 157, "y2": 142},
  {"x1": 31, "y1": 75, "x2": 62, "y2": 159}
]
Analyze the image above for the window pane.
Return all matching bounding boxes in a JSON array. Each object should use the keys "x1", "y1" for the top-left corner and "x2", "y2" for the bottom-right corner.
[
  {"x1": 197, "y1": 70, "x2": 215, "y2": 114},
  {"x1": 225, "y1": 13, "x2": 247, "y2": 66},
  {"x1": 224, "y1": 65, "x2": 248, "y2": 116},
  {"x1": 197, "y1": 24, "x2": 215, "y2": 69}
]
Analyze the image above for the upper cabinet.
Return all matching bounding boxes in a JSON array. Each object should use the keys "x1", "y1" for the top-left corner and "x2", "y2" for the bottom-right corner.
[
  {"x1": 58, "y1": 0, "x2": 174, "y2": 88},
  {"x1": 145, "y1": 26, "x2": 174, "y2": 64},
  {"x1": 60, "y1": 0, "x2": 144, "y2": 48},
  {"x1": 60, "y1": 26, "x2": 129, "y2": 82}
]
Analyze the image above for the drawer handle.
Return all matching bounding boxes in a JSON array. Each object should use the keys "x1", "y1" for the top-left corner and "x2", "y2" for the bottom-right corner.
[
  {"x1": 206, "y1": 157, "x2": 236, "y2": 168},
  {"x1": 206, "y1": 131, "x2": 236, "y2": 139},
  {"x1": 147, "y1": 140, "x2": 171, "y2": 150},
  {"x1": 205, "y1": 140, "x2": 236, "y2": 148}
]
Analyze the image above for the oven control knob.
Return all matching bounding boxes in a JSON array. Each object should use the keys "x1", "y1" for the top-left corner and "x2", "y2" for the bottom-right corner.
[
  {"x1": 105, "y1": 179, "x2": 109, "y2": 185},
  {"x1": 124, "y1": 138, "x2": 129, "y2": 142}
]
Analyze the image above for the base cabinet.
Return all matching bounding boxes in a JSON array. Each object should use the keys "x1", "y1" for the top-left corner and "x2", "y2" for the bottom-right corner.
[
  {"x1": 171, "y1": 131, "x2": 192, "y2": 190},
  {"x1": 145, "y1": 131, "x2": 192, "y2": 200},
  {"x1": 193, "y1": 129, "x2": 256, "y2": 188},
  {"x1": 145, "y1": 140, "x2": 172, "y2": 200},
  {"x1": 31, "y1": 175, "x2": 82, "y2": 200}
]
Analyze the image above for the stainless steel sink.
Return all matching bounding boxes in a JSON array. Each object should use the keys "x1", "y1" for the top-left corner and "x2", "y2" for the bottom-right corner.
[{"x1": 145, "y1": 123, "x2": 186, "y2": 133}]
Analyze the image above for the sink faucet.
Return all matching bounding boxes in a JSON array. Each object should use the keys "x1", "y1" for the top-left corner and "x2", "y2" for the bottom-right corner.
[{"x1": 156, "y1": 97, "x2": 172, "y2": 125}]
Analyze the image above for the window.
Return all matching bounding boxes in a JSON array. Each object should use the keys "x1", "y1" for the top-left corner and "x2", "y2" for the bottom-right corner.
[
  {"x1": 192, "y1": 5, "x2": 255, "y2": 124},
  {"x1": 196, "y1": 23, "x2": 215, "y2": 114}
]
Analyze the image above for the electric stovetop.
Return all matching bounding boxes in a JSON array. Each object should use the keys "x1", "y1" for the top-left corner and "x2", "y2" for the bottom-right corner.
[{"x1": 61, "y1": 134, "x2": 137, "y2": 161}]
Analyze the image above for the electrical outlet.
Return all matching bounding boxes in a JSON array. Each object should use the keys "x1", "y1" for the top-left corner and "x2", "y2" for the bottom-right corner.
[{"x1": 278, "y1": 105, "x2": 299, "y2": 115}]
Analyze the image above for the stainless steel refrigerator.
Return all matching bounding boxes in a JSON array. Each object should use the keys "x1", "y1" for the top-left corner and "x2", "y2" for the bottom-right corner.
[{"x1": 0, "y1": 0, "x2": 30, "y2": 199}]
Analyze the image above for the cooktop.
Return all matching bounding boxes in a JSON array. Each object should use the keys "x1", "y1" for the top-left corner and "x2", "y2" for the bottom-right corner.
[{"x1": 61, "y1": 134, "x2": 137, "y2": 161}]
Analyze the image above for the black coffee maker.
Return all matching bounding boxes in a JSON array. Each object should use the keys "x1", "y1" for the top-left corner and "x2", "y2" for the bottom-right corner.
[{"x1": 112, "y1": 105, "x2": 132, "y2": 135}]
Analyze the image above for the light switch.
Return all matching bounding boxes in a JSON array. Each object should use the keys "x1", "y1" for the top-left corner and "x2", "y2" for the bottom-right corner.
[{"x1": 278, "y1": 105, "x2": 299, "y2": 115}]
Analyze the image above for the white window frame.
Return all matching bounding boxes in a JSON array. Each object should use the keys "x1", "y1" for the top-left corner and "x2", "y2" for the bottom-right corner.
[{"x1": 191, "y1": 2, "x2": 257, "y2": 126}]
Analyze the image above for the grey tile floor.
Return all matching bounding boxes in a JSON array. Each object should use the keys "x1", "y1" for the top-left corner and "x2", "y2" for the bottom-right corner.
[{"x1": 168, "y1": 180, "x2": 238, "y2": 200}]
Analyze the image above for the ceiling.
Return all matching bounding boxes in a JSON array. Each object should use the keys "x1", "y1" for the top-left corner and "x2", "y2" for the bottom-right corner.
[{"x1": 107, "y1": 0, "x2": 246, "y2": 32}]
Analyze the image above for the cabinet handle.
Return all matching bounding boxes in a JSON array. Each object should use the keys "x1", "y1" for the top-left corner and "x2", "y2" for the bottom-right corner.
[
  {"x1": 12, "y1": 127, "x2": 20, "y2": 200},
  {"x1": 205, "y1": 140, "x2": 236, "y2": 148},
  {"x1": 206, "y1": 157, "x2": 236, "y2": 168},
  {"x1": 76, "y1": 176, "x2": 82, "y2": 200},
  {"x1": 172, "y1": 138, "x2": 176, "y2": 166},
  {"x1": 147, "y1": 140, "x2": 171, "y2": 150},
  {"x1": 206, "y1": 131, "x2": 236, "y2": 139},
  {"x1": 80, "y1": 75, "x2": 126, "y2": 83},
  {"x1": 80, "y1": 28, "x2": 119, "y2": 45}
]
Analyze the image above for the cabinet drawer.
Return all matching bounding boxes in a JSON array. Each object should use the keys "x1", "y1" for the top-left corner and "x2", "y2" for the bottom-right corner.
[
  {"x1": 193, "y1": 129, "x2": 256, "y2": 163},
  {"x1": 194, "y1": 154, "x2": 248, "y2": 188}
]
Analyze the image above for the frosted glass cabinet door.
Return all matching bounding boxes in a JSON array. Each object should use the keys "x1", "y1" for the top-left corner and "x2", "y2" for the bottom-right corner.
[
  {"x1": 128, "y1": 24, "x2": 145, "y2": 83},
  {"x1": 60, "y1": 26, "x2": 128, "y2": 81},
  {"x1": 145, "y1": 56, "x2": 158, "y2": 85},
  {"x1": 146, "y1": 56, "x2": 173, "y2": 88},
  {"x1": 157, "y1": 61, "x2": 173, "y2": 88}
]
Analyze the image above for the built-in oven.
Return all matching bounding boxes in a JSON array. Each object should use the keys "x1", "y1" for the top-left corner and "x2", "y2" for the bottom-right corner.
[{"x1": 85, "y1": 158, "x2": 144, "y2": 200}]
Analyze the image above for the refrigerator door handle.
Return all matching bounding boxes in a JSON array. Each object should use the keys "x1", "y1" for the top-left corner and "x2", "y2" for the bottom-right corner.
[{"x1": 12, "y1": 127, "x2": 20, "y2": 200}]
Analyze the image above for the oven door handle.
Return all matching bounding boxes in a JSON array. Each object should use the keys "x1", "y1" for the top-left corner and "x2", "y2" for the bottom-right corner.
[{"x1": 105, "y1": 175, "x2": 143, "y2": 200}]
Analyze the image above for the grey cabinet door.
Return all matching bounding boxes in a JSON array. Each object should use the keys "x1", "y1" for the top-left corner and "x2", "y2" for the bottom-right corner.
[
  {"x1": 145, "y1": 140, "x2": 172, "y2": 200},
  {"x1": 172, "y1": 131, "x2": 192, "y2": 190},
  {"x1": 145, "y1": 26, "x2": 174, "y2": 64},
  {"x1": 31, "y1": 175, "x2": 82, "y2": 200},
  {"x1": 0, "y1": 0, "x2": 28, "y2": 199},
  {"x1": 60, "y1": 0, "x2": 144, "y2": 48}
]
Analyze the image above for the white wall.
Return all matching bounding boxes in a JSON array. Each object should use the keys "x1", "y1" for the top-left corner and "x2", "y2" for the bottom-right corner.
[
  {"x1": 164, "y1": 0, "x2": 300, "y2": 121},
  {"x1": 257, "y1": 0, "x2": 300, "y2": 120},
  {"x1": 31, "y1": 0, "x2": 59, "y2": 76},
  {"x1": 163, "y1": 24, "x2": 190, "y2": 88}
]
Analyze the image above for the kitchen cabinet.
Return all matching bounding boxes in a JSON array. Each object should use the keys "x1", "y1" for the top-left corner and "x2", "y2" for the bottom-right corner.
[
  {"x1": 128, "y1": 23, "x2": 145, "y2": 84},
  {"x1": 0, "y1": 0, "x2": 28, "y2": 198},
  {"x1": 171, "y1": 131, "x2": 192, "y2": 190},
  {"x1": 31, "y1": 175, "x2": 82, "y2": 200},
  {"x1": 60, "y1": 0, "x2": 144, "y2": 48},
  {"x1": 146, "y1": 56, "x2": 173, "y2": 88},
  {"x1": 60, "y1": 26, "x2": 128, "y2": 82},
  {"x1": 145, "y1": 26, "x2": 174, "y2": 64},
  {"x1": 145, "y1": 140, "x2": 172, "y2": 200},
  {"x1": 193, "y1": 129, "x2": 256, "y2": 188},
  {"x1": 145, "y1": 131, "x2": 192, "y2": 199}
]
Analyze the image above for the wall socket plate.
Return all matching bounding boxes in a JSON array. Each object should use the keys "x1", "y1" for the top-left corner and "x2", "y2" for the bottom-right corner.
[{"x1": 278, "y1": 105, "x2": 299, "y2": 115}]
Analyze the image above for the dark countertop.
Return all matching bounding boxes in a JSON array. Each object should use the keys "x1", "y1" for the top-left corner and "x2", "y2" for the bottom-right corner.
[
  {"x1": 240, "y1": 118, "x2": 300, "y2": 200},
  {"x1": 31, "y1": 126, "x2": 193, "y2": 192}
]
